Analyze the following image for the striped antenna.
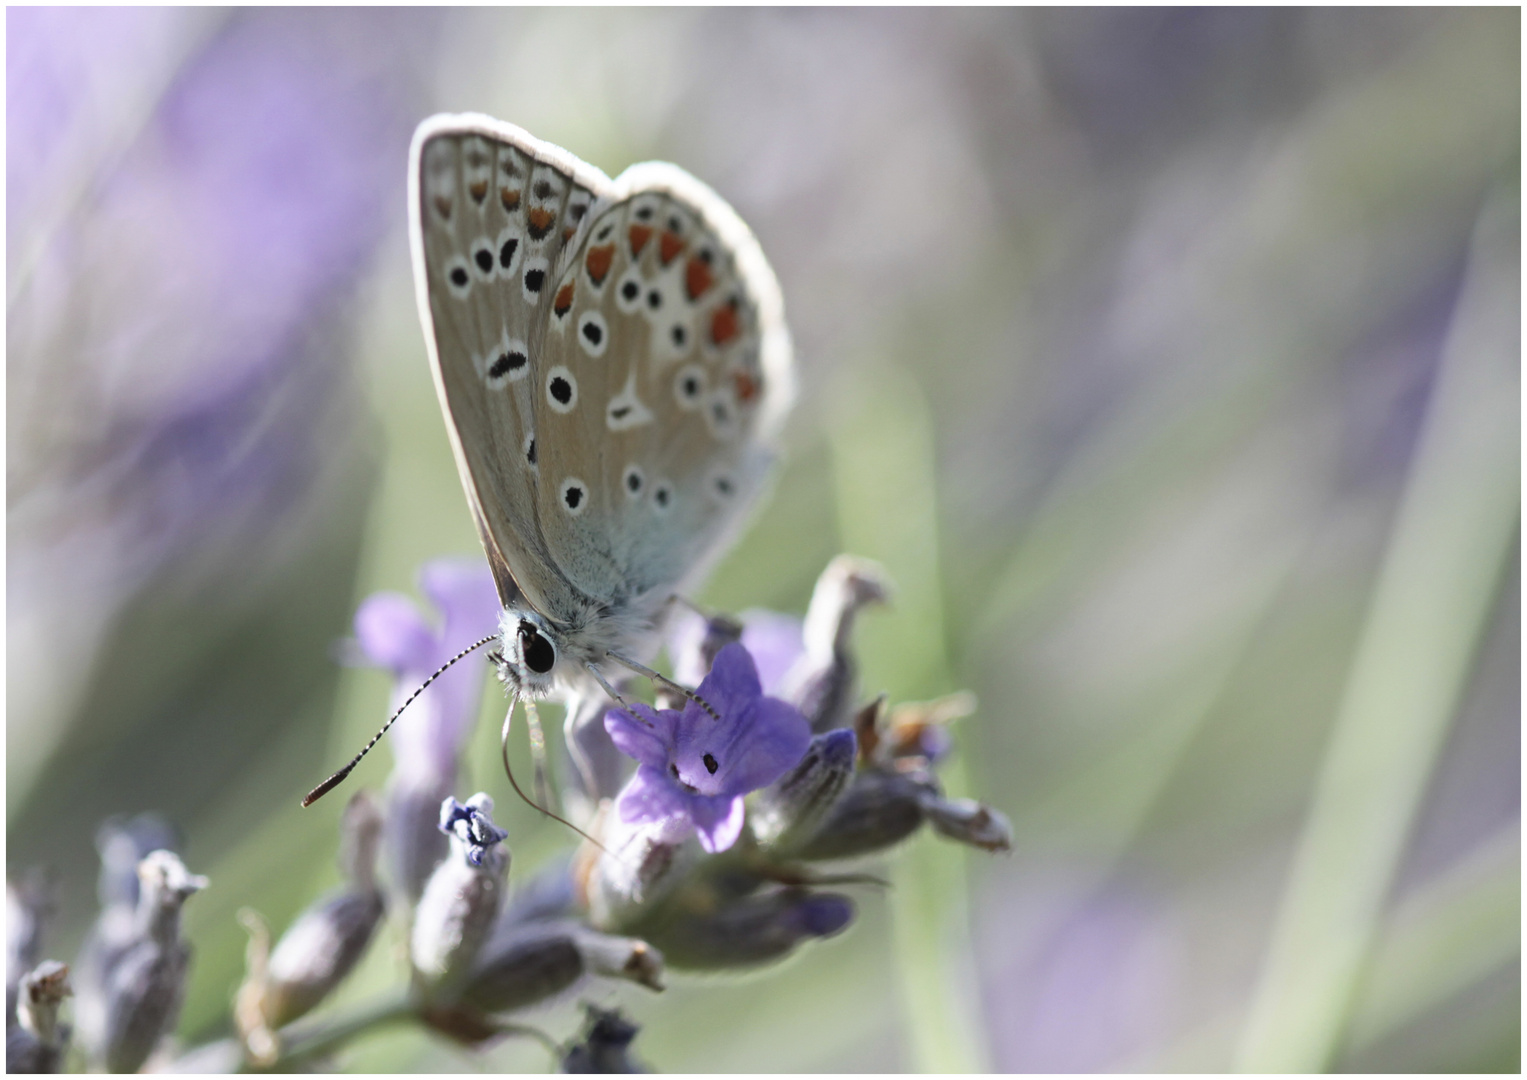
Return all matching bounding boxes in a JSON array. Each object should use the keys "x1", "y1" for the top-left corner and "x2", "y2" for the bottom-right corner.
[{"x1": 301, "y1": 634, "x2": 499, "y2": 808}]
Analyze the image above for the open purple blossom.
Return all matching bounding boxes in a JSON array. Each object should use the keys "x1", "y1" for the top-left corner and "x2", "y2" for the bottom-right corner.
[
  {"x1": 353, "y1": 558, "x2": 501, "y2": 780},
  {"x1": 604, "y1": 643, "x2": 812, "y2": 854},
  {"x1": 352, "y1": 557, "x2": 500, "y2": 898}
]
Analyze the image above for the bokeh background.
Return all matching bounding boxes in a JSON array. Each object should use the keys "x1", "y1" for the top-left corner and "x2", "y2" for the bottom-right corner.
[{"x1": 7, "y1": 7, "x2": 1519, "y2": 1072}]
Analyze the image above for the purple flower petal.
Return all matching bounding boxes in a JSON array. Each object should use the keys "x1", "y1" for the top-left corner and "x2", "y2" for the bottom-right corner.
[
  {"x1": 712, "y1": 697, "x2": 813, "y2": 794},
  {"x1": 420, "y1": 558, "x2": 502, "y2": 651},
  {"x1": 353, "y1": 592, "x2": 434, "y2": 674},
  {"x1": 686, "y1": 642, "x2": 763, "y2": 723},
  {"x1": 739, "y1": 610, "x2": 805, "y2": 695},
  {"x1": 616, "y1": 766, "x2": 694, "y2": 825},
  {"x1": 604, "y1": 705, "x2": 675, "y2": 771},
  {"x1": 690, "y1": 796, "x2": 746, "y2": 854}
]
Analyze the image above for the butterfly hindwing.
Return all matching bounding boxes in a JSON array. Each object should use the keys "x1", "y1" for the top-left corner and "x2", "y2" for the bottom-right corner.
[{"x1": 534, "y1": 164, "x2": 791, "y2": 610}]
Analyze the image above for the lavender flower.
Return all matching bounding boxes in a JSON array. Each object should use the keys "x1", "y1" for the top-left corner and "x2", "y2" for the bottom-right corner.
[
  {"x1": 411, "y1": 794, "x2": 510, "y2": 1000},
  {"x1": 235, "y1": 792, "x2": 386, "y2": 1060},
  {"x1": 751, "y1": 728, "x2": 859, "y2": 852},
  {"x1": 7, "y1": 960, "x2": 71, "y2": 1074},
  {"x1": 353, "y1": 558, "x2": 501, "y2": 900},
  {"x1": 604, "y1": 643, "x2": 811, "y2": 854},
  {"x1": 76, "y1": 851, "x2": 207, "y2": 1073},
  {"x1": 780, "y1": 556, "x2": 890, "y2": 732}
]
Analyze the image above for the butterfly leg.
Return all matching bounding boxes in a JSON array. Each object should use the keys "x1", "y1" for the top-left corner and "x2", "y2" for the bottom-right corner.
[{"x1": 606, "y1": 651, "x2": 722, "y2": 722}]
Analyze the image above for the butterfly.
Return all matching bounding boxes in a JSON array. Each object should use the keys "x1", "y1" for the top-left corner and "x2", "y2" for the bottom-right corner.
[
  {"x1": 301, "y1": 114, "x2": 792, "y2": 810},
  {"x1": 410, "y1": 113, "x2": 793, "y2": 708}
]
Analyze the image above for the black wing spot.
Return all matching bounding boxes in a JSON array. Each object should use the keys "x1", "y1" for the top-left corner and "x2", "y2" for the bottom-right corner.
[
  {"x1": 474, "y1": 248, "x2": 494, "y2": 273},
  {"x1": 500, "y1": 238, "x2": 519, "y2": 269},
  {"x1": 635, "y1": 206, "x2": 653, "y2": 221},
  {"x1": 450, "y1": 267, "x2": 469, "y2": 288},
  {"x1": 489, "y1": 351, "x2": 527, "y2": 379},
  {"x1": 582, "y1": 321, "x2": 603, "y2": 347},
  {"x1": 647, "y1": 290, "x2": 663, "y2": 311},
  {"x1": 524, "y1": 268, "x2": 545, "y2": 293},
  {"x1": 564, "y1": 485, "x2": 583, "y2": 509},
  {"x1": 622, "y1": 281, "x2": 640, "y2": 301},
  {"x1": 550, "y1": 376, "x2": 573, "y2": 405},
  {"x1": 527, "y1": 438, "x2": 537, "y2": 465},
  {"x1": 672, "y1": 325, "x2": 687, "y2": 347},
  {"x1": 533, "y1": 179, "x2": 554, "y2": 199}
]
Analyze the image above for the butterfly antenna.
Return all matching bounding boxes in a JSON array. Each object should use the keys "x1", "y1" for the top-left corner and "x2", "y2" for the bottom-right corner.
[
  {"x1": 606, "y1": 651, "x2": 721, "y2": 721},
  {"x1": 500, "y1": 696, "x2": 610, "y2": 856},
  {"x1": 301, "y1": 634, "x2": 498, "y2": 808}
]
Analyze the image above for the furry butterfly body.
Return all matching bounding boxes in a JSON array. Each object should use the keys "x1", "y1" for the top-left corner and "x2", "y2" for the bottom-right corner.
[{"x1": 409, "y1": 114, "x2": 793, "y2": 703}]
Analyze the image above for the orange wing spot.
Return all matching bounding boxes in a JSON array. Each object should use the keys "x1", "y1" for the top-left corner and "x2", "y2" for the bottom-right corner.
[
  {"x1": 711, "y1": 301, "x2": 740, "y2": 347},
  {"x1": 554, "y1": 282, "x2": 575, "y2": 317},
  {"x1": 527, "y1": 207, "x2": 556, "y2": 239},
  {"x1": 628, "y1": 224, "x2": 652, "y2": 256},
  {"x1": 733, "y1": 370, "x2": 760, "y2": 403},
  {"x1": 433, "y1": 195, "x2": 453, "y2": 220},
  {"x1": 685, "y1": 256, "x2": 715, "y2": 300},
  {"x1": 659, "y1": 230, "x2": 684, "y2": 265},
  {"x1": 468, "y1": 180, "x2": 488, "y2": 203},
  {"x1": 585, "y1": 244, "x2": 615, "y2": 285},
  {"x1": 500, "y1": 187, "x2": 521, "y2": 212},
  {"x1": 563, "y1": 226, "x2": 577, "y2": 242}
]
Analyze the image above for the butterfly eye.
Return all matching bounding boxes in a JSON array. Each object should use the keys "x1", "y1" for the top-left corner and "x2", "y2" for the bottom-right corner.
[{"x1": 518, "y1": 623, "x2": 556, "y2": 675}]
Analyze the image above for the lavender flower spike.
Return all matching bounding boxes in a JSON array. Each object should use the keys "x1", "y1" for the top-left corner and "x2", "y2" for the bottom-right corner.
[{"x1": 605, "y1": 643, "x2": 812, "y2": 854}]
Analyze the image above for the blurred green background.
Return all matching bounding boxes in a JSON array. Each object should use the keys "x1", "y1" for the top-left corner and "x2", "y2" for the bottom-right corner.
[{"x1": 8, "y1": 8, "x2": 1519, "y2": 1072}]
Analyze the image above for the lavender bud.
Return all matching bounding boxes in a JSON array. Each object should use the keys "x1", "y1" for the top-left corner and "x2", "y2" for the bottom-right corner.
[
  {"x1": 78, "y1": 851, "x2": 207, "y2": 1073},
  {"x1": 782, "y1": 556, "x2": 890, "y2": 732},
  {"x1": 586, "y1": 816, "x2": 698, "y2": 931},
  {"x1": 751, "y1": 729, "x2": 858, "y2": 853},
  {"x1": 793, "y1": 769, "x2": 932, "y2": 861},
  {"x1": 918, "y1": 794, "x2": 1013, "y2": 853},
  {"x1": 7, "y1": 960, "x2": 71, "y2": 1073},
  {"x1": 411, "y1": 795, "x2": 510, "y2": 999},
  {"x1": 458, "y1": 921, "x2": 583, "y2": 1014},
  {"x1": 94, "y1": 814, "x2": 179, "y2": 912},
  {"x1": 7, "y1": 872, "x2": 54, "y2": 1026},
  {"x1": 644, "y1": 889, "x2": 854, "y2": 970},
  {"x1": 570, "y1": 927, "x2": 664, "y2": 992},
  {"x1": 561, "y1": 1005, "x2": 645, "y2": 1074}
]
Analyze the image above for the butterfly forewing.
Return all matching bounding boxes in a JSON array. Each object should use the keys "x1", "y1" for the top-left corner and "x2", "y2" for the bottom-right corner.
[
  {"x1": 412, "y1": 114, "x2": 793, "y2": 653},
  {"x1": 413, "y1": 117, "x2": 610, "y2": 615}
]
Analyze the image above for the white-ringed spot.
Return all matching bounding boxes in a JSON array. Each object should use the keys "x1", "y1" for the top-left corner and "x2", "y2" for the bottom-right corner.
[
  {"x1": 559, "y1": 477, "x2": 589, "y2": 516},
  {"x1": 545, "y1": 366, "x2": 578, "y2": 413},
  {"x1": 614, "y1": 267, "x2": 644, "y2": 315},
  {"x1": 606, "y1": 369, "x2": 653, "y2": 431},
  {"x1": 673, "y1": 364, "x2": 707, "y2": 411},
  {"x1": 496, "y1": 225, "x2": 523, "y2": 275},
  {"x1": 521, "y1": 255, "x2": 550, "y2": 303},
  {"x1": 470, "y1": 236, "x2": 495, "y2": 281},
  {"x1": 622, "y1": 464, "x2": 645, "y2": 499},
  {"x1": 444, "y1": 254, "x2": 472, "y2": 299},
  {"x1": 485, "y1": 337, "x2": 530, "y2": 389},
  {"x1": 578, "y1": 311, "x2": 609, "y2": 358}
]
